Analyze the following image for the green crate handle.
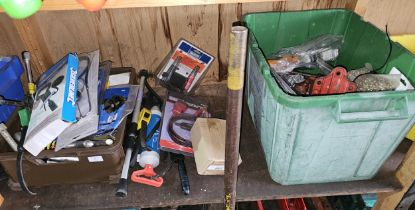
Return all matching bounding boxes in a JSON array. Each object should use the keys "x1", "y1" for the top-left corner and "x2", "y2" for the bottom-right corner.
[{"x1": 335, "y1": 96, "x2": 409, "y2": 123}]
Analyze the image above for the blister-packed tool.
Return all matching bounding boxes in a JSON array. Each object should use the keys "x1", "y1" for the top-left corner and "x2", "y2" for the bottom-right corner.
[{"x1": 157, "y1": 39, "x2": 214, "y2": 94}]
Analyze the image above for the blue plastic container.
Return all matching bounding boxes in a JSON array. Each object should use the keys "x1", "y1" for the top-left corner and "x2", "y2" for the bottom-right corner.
[{"x1": 0, "y1": 56, "x2": 25, "y2": 123}]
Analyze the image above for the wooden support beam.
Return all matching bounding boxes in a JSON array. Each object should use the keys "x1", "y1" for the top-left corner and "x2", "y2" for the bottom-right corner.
[
  {"x1": 373, "y1": 143, "x2": 415, "y2": 210},
  {"x1": 0, "y1": 0, "x2": 286, "y2": 11},
  {"x1": 12, "y1": 16, "x2": 53, "y2": 79}
]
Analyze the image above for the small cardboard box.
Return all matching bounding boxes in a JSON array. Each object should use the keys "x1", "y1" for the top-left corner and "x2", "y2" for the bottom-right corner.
[{"x1": 191, "y1": 118, "x2": 241, "y2": 175}]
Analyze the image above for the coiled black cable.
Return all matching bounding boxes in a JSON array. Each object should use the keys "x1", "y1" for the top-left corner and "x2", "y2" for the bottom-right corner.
[
  {"x1": 16, "y1": 126, "x2": 36, "y2": 195},
  {"x1": 353, "y1": 25, "x2": 392, "y2": 82},
  {"x1": 167, "y1": 114, "x2": 196, "y2": 147}
]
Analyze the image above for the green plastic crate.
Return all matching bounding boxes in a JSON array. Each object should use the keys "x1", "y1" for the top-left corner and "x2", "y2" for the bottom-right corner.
[{"x1": 244, "y1": 9, "x2": 415, "y2": 185}]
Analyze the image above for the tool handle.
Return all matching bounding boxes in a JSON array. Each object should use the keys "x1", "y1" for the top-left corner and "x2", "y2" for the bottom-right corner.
[
  {"x1": 184, "y1": 70, "x2": 196, "y2": 91},
  {"x1": 116, "y1": 123, "x2": 137, "y2": 197},
  {"x1": 115, "y1": 70, "x2": 148, "y2": 197},
  {"x1": 0, "y1": 123, "x2": 17, "y2": 152},
  {"x1": 177, "y1": 158, "x2": 190, "y2": 195},
  {"x1": 335, "y1": 96, "x2": 409, "y2": 123},
  {"x1": 115, "y1": 178, "x2": 128, "y2": 197},
  {"x1": 0, "y1": 96, "x2": 26, "y2": 107},
  {"x1": 22, "y1": 51, "x2": 36, "y2": 99},
  {"x1": 116, "y1": 148, "x2": 132, "y2": 197}
]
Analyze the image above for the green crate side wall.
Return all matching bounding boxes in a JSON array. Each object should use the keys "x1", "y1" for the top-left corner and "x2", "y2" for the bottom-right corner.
[
  {"x1": 244, "y1": 9, "x2": 415, "y2": 185},
  {"x1": 252, "y1": 69, "x2": 415, "y2": 184}
]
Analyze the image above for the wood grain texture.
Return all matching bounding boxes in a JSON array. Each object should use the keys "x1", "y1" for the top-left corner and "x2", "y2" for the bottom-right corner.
[
  {"x1": 0, "y1": 0, "x2": 286, "y2": 11},
  {"x1": 354, "y1": 0, "x2": 415, "y2": 34},
  {"x1": 301, "y1": 0, "x2": 357, "y2": 10},
  {"x1": 91, "y1": 10, "x2": 123, "y2": 67},
  {"x1": 167, "y1": 5, "x2": 220, "y2": 82},
  {"x1": 218, "y1": 3, "x2": 240, "y2": 80},
  {"x1": 373, "y1": 143, "x2": 415, "y2": 210},
  {"x1": 354, "y1": 0, "x2": 370, "y2": 16},
  {"x1": 35, "y1": 11, "x2": 99, "y2": 62},
  {"x1": 12, "y1": 15, "x2": 53, "y2": 80},
  {"x1": 108, "y1": 7, "x2": 172, "y2": 74},
  {"x1": 242, "y1": 0, "x2": 288, "y2": 14},
  {"x1": 0, "y1": 14, "x2": 23, "y2": 56},
  {"x1": 30, "y1": 10, "x2": 126, "y2": 70},
  {"x1": 2, "y1": 0, "x2": 410, "y2": 88}
]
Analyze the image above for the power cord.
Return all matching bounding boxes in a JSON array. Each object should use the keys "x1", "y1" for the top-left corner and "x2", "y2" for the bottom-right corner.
[
  {"x1": 16, "y1": 126, "x2": 36, "y2": 195},
  {"x1": 353, "y1": 25, "x2": 393, "y2": 82}
]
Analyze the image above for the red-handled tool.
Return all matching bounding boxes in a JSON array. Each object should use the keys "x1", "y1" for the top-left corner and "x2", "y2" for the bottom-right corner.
[
  {"x1": 131, "y1": 164, "x2": 164, "y2": 187},
  {"x1": 184, "y1": 66, "x2": 200, "y2": 91}
]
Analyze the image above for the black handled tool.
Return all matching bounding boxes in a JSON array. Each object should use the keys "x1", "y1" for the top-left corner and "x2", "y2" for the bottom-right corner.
[
  {"x1": 115, "y1": 70, "x2": 148, "y2": 197},
  {"x1": 171, "y1": 153, "x2": 190, "y2": 195}
]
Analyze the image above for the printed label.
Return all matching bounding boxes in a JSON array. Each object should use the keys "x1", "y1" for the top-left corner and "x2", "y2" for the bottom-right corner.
[
  {"x1": 88, "y1": 156, "x2": 104, "y2": 162},
  {"x1": 390, "y1": 67, "x2": 414, "y2": 91},
  {"x1": 207, "y1": 164, "x2": 224, "y2": 171},
  {"x1": 62, "y1": 54, "x2": 79, "y2": 122}
]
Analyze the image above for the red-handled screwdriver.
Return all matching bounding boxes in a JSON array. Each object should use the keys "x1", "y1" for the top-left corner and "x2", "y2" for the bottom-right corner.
[{"x1": 184, "y1": 66, "x2": 200, "y2": 91}]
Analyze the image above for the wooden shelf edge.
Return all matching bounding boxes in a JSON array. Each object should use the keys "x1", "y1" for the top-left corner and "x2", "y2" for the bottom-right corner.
[
  {"x1": 0, "y1": 103, "x2": 406, "y2": 209},
  {"x1": 0, "y1": 0, "x2": 286, "y2": 12}
]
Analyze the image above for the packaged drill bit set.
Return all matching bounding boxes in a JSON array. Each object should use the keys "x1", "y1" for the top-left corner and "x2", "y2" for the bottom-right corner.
[{"x1": 157, "y1": 39, "x2": 214, "y2": 94}]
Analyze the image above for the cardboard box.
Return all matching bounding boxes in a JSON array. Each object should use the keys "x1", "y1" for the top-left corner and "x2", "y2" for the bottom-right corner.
[{"x1": 191, "y1": 118, "x2": 241, "y2": 175}]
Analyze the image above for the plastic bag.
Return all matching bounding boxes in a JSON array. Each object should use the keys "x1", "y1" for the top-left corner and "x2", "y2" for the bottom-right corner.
[
  {"x1": 268, "y1": 34, "x2": 343, "y2": 74},
  {"x1": 355, "y1": 74, "x2": 401, "y2": 92}
]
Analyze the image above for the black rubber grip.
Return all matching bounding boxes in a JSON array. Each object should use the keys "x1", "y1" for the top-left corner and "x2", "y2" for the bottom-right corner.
[{"x1": 115, "y1": 178, "x2": 128, "y2": 197}]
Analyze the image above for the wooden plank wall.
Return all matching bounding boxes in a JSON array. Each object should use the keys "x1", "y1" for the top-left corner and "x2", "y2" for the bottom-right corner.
[
  {"x1": 1, "y1": 0, "x2": 413, "y2": 84},
  {"x1": 355, "y1": 0, "x2": 415, "y2": 35},
  {"x1": 0, "y1": 0, "x2": 356, "y2": 84}
]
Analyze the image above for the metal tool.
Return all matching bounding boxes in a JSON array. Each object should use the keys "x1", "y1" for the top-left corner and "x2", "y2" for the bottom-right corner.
[
  {"x1": 316, "y1": 57, "x2": 333, "y2": 75},
  {"x1": 272, "y1": 73, "x2": 297, "y2": 95},
  {"x1": 184, "y1": 65, "x2": 200, "y2": 91},
  {"x1": 171, "y1": 153, "x2": 190, "y2": 195},
  {"x1": 22, "y1": 51, "x2": 35, "y2": 101},
  {"x1": 0, "y1": 123, "x2": 18, "y2": 152},
  {"x1": 65, "y1": 139, "x2": 113, "y2": 149},
  {"x1": 46, "y1": 157, "x2": 79, "y2": 163},
  {"x1": 293, "y1": 76, "x2": 317, "y2": 95},
  {"x1": 162, "y1": 56, "x2": 182, "y2": 83},
  {"x1": 311, "y1": 66, "x2": 357, "y2": 95},
  {"x1": 115, "y1": 70, "x2": 148, "y2": 197},
  {"x1": 0, "y1": 96, "x2": 26, "y2": 107}
]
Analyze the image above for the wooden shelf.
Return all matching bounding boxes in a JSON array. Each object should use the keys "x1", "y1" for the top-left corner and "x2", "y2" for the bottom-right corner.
[
  {"x1": 0, "y1": 104, "x2": 404, "y2": 209},
  {"x1": 0, "y1": 0, "x2": 284, "y2": 12}
]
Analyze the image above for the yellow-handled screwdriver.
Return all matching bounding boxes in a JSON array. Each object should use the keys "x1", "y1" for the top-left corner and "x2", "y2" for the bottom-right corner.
[{"x1": 22, "y1": 51, "x2": 36, "y2": 101}]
